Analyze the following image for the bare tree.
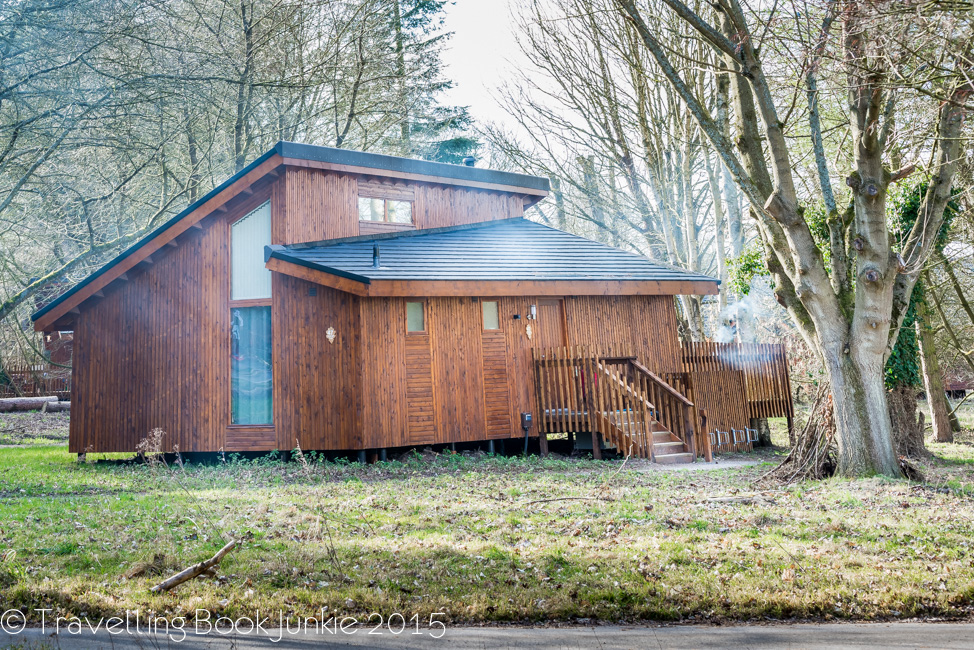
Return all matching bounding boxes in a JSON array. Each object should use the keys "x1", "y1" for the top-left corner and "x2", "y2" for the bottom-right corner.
[{"x1": 613, "y1": 0, "x2": 972, "y2": 476}]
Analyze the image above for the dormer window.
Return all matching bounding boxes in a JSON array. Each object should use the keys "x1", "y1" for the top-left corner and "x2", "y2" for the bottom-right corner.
[{"x1": 358, "y1": 197, "x2": 412, "y2": 224}]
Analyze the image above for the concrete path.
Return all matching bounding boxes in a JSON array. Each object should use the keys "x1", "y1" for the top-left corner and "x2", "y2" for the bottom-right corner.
[
  {"x1": 631, "y1": 456, "x2": 771, "y2": 472},
  {"x1": 4, "y1": 622, "x2": 974, "y2": 648}
]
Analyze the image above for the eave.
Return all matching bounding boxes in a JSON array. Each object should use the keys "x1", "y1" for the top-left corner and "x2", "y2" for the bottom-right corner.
[
  {"x1": 32, "y1": 151, "x2": 286, "y2": 332},
  {"x1": 265, "y1": 254, "x2": 720, "y2": 298}
]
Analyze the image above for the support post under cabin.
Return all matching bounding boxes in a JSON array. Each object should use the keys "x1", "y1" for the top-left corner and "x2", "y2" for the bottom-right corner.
[{"x1": 592, "y1": 431, "x2": 603, "y2": 460}]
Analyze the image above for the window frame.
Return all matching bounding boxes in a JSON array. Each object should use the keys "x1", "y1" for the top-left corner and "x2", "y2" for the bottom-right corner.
[
  {"x1": 481, "y1": 299, "x2": 501, "y2": 331},
  {"x1": 228, "y1": 200, "x2": 274, "y2": 428},
  {"x1": 358, "y1": 196, "x2": 413, "y2": 224},
  {"x1": 229, "y1": 201, "x2": 273, "y2": 301},
  {"x1": 405, "y1": 300, "x2": 427, "y2": 335}
]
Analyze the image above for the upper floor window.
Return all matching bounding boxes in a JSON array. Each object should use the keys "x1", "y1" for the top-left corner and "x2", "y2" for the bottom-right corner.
[
  {"x1": 359, "y1": 197, "x2": 412, "y2": 224},
  {"x1": 231, "y1": 201, "x2": 272, "y2": 300}
]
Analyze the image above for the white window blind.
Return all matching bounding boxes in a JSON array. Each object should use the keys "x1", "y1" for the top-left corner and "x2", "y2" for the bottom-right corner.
[{"x1": 231, "y1": 202, "x2": 272, "y2": 300}]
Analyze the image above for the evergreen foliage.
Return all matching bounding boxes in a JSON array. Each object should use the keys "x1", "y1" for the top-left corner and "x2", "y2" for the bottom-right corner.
[{"x1": 884, "y1": 183, "x2": 957, "y2": 389}]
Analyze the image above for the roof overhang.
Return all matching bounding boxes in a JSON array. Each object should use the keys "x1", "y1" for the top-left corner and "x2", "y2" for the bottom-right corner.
[
  {"x1": 277, "y1": 142, "x2": 549, "y2": 207},
  {"x1": 32, "y1": 150, "x2": 286, "y2": 332},
  {"x1": 265, "y1": 252, "x2": 720, "y2": 298},
  {"x1": 31, "y1": 143, "x2": 551, "y2": 332}
]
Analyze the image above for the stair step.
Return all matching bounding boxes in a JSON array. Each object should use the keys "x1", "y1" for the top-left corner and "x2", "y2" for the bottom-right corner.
[
  {"x1": 652, "y1": 430, "x2": 681, "y2": 444},
  {"x1": 654, "y1": 452, "x2": 695, "y2": 465},
  {"x1": 653, "y1": 441, "x2": 686, "y2": 453}
]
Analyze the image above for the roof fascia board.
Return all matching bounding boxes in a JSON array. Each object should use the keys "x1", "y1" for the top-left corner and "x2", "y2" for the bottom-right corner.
[
  {"x1": 32, "y1": 152, "x2": 285, "y2": 331},
  {"x1": 265, "y1": 256, "x2": 371, "y2": 296},
  {"x1": 364, "y1": 279, "x2": 720, "y2": 297},
  {"x1": 277, "y1": 141, "x2": 549, "y2": 195}
]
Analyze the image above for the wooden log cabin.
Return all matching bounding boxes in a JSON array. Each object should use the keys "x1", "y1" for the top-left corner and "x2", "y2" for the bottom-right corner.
[{"x1": 32, "y1": 142, "x2": 725, "y2": 463}]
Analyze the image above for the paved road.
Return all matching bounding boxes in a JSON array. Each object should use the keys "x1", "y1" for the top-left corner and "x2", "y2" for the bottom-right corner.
[{"x1": 3, "y1": 622, "x2": 974, "y2": 649}]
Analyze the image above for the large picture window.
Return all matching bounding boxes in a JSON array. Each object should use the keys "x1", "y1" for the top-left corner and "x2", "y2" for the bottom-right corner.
[
  {"x1": 230, "y1": 201, "x2": 272, "y2": 425},
  {"x1": 231, "y1": 306, "x2": 272, "y2": 424}
]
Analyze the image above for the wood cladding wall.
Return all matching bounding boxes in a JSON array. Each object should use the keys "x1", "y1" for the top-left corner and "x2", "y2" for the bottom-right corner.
[
  {"x1": 273, "y1": 275, "x2": 362, "y2": 451},
  {"x1": 69, "y1": 208, "x2": 231, "y2": 454},
  {"x1": 343, "y1": 294, "x2": 682, "y2": 449},
  {"x1": 564, "y1": 296, "x2": 681, "y2": 375},
  {"x1": 275, "y1": 167, "x2": 525, "y2": 245},
  {"x1": 274, "y1": 167, "x2": 359, "y2": 244}
]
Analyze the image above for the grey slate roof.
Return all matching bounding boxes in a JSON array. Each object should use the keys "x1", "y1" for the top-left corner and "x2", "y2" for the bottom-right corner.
[{"x1": 266, "y1": 218, "x2": 718, "y2": 285}]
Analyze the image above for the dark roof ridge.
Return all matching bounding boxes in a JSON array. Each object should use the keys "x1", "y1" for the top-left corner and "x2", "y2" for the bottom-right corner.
[{"x1": 275, "y1": 142, "x2": 549, "y2": 192}]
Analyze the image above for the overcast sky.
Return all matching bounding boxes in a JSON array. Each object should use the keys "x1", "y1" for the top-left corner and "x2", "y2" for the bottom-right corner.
[{"x1": 439, "y1": 0, "x2": 523, "y2": 128}]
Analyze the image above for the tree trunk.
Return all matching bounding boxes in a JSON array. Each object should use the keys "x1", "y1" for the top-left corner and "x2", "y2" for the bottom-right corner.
[
  {"x1": 824, "y1": 350, "x2": 900, "y2": 476},
  {"x1": 916, "y1": 299, "x2": 952, "y2": 442},
  {"x1": 0, "y1": 396, "x2": 60, "y2": 412},
  {"x1": 887, "y1": 386, "x2": 926, "y2": 458}
]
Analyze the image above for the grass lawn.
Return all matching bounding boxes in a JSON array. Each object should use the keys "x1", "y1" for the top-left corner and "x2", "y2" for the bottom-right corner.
[{"x1": 2, "y1": 409, "x2": 974, "y2": 626}]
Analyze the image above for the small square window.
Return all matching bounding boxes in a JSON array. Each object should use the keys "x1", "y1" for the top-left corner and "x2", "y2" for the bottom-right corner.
[
  {"x1": 406, "y1": 301, "x2": 425, "y2": 333},
  {"x1": 358, "y1": 197, "x2": 384, "y2": 221},
  {"x1": 387, "y1": 200, "x2": 412, "y2": 224},
  {"x1": 482, "y1": 301, "x2": 500, "y2": 330}
]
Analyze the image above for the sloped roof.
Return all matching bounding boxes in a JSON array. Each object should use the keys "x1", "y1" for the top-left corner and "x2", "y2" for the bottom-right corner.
[
  {"x1": 31, "y1": 142, "x2": 549, "y2": 330},
  {"x1": 266, "y1": 218, "x2": 718, "y2": 288}
]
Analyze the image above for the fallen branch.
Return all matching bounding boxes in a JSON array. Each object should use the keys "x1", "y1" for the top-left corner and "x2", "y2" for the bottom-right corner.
[
  {"x1": 149, "y1": 540, "x2": 238, "y2": 592},
  {"x1": 41, "y1": 400, "x2": 70, "y2": 413},
  {"x1": 703, "y1": 495, "x2": 756, "y2": 504},
  {"x1": 521, "y1": 496, "x2": 616, "y2": 507}
]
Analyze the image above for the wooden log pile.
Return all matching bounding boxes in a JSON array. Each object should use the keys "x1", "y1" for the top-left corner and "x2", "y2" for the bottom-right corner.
[{"x1": 0, "y1": 396, "x2": 70, "y2": 413}]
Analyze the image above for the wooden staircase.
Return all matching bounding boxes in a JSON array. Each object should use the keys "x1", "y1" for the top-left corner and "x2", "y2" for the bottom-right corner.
[
  {"x1": 601, "y1": 408, "x2": 694, "y2": 463},
  {"x1": 533, "y1": 347, "x2": 706, "y2": 464}
]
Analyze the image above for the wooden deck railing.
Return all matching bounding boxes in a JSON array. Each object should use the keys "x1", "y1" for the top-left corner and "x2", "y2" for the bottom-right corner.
[
  {"x1": 0, "y1": 363, "x2": 71, "y2": 400},
  {"x1": 532, "y1": 346, "x2": 700, "y2": 460},
  {"x1": 681, "y1": 341, "x2": 794, "y2": 452}
]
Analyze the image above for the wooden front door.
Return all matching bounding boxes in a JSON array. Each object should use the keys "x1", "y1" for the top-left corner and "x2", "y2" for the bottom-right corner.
[{"x1": 533, "y1": 299, "x2": 567, "y2": 348}]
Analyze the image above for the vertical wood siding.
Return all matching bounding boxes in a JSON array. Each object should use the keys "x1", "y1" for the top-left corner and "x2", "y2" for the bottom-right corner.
[
  {"x1": 276, "y1": 167, "x2": 359, "y2": 244},
  {"x1": 276, "y1": 169, "x2": 526, "y2": 246},
  {"x1": 428, "y1": 298, "x2": 486, "y2": 443},
  {"x1": 564, "y1": 296, "x2": 681, "y2": 374},
  {"x1": 273, "y1": 274, "x2": 361, "y2": 452},
  {"x1": 359, "y1": 298, "x2": 408, "y2": 448},
  {"x1": 413, "y1": 184, "x2": 524, "y2": 229},
  {"x1": 69, "y1": 212, "x2": 230, "y2": 454}
]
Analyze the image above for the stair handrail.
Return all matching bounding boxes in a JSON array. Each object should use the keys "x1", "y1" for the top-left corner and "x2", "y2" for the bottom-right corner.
[
  {"x1": 591, "y1": 357, "x2": 652, "y2": 459},
  {"x1": 629, "y1": 360, "x2": 694, "y2": 407},
  {"x1": 626, "y1": 359, "x2": 697, "y2": 460}
]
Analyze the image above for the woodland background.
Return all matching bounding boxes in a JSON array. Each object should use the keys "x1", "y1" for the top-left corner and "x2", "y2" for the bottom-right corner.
[{"x1": 1, "y1": 0, "x2": 972, "y2": 444}]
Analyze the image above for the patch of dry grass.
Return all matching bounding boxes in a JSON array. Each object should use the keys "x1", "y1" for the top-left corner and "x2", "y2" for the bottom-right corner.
[
  {"x1": 1, "y1": 439, "x2": 974, "y2": 626},
  {"x1": 0, "y1": 412, "x2": 69, "y2": 446}
]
